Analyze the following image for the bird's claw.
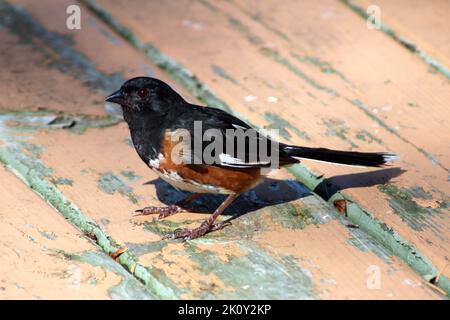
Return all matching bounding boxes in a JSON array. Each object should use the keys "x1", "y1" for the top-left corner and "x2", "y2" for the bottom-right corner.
[
  {"x1": 163, "y1": 220, "x2": 232, "y2": 240},
  {"x1": 132, "y1": 205, "x2": 184, "y2": 218}
]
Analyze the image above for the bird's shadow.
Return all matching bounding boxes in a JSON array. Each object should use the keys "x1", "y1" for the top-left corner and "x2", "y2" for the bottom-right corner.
[
  {"x1": 145, "y1": 167, "x2": 405, "y2": 218},
  {"x1": 146, "y1": 177, "x2": 312, "y2": 219},
  {"x1": 314, "y1": 167, "x2": 405, "y2": 200}
]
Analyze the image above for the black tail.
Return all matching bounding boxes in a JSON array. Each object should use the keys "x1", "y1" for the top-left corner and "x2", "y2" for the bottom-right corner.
[{"x1": 283, "y1": 146, "x2": 398, "y2": 167}]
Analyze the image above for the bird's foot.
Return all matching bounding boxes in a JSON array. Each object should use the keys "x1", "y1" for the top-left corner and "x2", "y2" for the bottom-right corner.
[
  {"x1": 132, "y1": 205, "x2": 184, "y2": 219},
  {"x1": 163, "y1": 220, "x2": 231, "y2": 240}
]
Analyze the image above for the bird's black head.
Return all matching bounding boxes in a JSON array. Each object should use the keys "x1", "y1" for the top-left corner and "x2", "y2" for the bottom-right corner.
[{"x1": 105, "y1": 77, "x2": 184, "y2": 113}]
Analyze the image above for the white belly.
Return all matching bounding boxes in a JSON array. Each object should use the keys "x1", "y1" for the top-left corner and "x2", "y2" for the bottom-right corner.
[{"x1": 155, "y1": 169, "x2": 232, "y2": 194}]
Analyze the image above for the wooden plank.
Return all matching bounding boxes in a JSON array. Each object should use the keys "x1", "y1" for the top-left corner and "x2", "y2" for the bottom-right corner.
[
  {"x1": 350, "y1": 0, "x2": 450, "y2": 76},
  {"x1": 0, "y1": 0, "x2": 195, "y2": 115},
  {"x1": 0, "y1": 166, "x2": 153, "y2": 299},
  {"x1": 85, "y1": 0, "x2": 450, "y2": 286}
]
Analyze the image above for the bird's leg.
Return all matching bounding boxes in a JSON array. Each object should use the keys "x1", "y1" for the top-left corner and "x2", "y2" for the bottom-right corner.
[
  {"x1": 165, "y1": 193, "x2": 238, "y2": 240},
  {"x1": 133, "y1": 193, "x2": 202, "y2": 219}
]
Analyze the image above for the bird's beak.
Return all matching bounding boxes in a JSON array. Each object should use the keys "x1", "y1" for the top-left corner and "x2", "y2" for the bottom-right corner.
[{"x1": 105, "y1": 90, "x2": 125, "y2": 104}]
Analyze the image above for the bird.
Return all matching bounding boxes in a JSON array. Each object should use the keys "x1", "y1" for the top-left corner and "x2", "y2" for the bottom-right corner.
[{"x1": 105, "y1": 77, "x2": 398, "y2": 240}]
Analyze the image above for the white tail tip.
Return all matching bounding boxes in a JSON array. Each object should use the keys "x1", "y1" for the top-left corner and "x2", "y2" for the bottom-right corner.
[{"x1": 383, "y1": 153, "x2": 399, "y2": 163}]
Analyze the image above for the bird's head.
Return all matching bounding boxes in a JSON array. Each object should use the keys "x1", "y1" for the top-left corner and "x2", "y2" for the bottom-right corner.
[{"x1": 105, "y1": 77, "x2": 184, "y2": 113}]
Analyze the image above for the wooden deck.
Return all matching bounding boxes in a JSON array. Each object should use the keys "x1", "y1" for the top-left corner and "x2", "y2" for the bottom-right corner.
[{"x1": 0, "y1": 0, "x2": 448, "y2": 299}]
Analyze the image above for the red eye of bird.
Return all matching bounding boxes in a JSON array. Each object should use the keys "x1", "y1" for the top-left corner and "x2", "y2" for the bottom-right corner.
[{"x1": 137, "y1": 87, "x2": 149, "y2": 98}]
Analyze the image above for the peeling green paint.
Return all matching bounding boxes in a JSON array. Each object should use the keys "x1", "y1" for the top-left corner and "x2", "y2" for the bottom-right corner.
[
  {"x1": 322, "y1": 118, "x2": 358, "y2": 149},
  {"x1": 121, "y1": 170, "x2": 141, "y2": 182},
  {"x1": 51, "y1": 177, "x2": 73, "y2": 186},
  {"x1": 123, "y1": 138, "x2": 134, "y2": 147},
  {"x1": 259, "y1": 47, "x2": 338, "y2": 96},
  {"x1": 99, "y1": 218, "x2": 110, "y2": 226},
  {"x1": 227, "y1": 17, "x2": 264, "y2": 45},
  {"x1": 98, "y1": 172, "x2": 141, "y2": 204},
  {"x1": 59, "y1": 250, "x2": 155, "y2": 300},
  {"x1": 341, "y1": 0, "x2": 450, "y2": 80},
  {"x1": 265, "y1": 112, "x2": 310, "y2": 141},
  {"x1": 48, "y1": 115, "x2": 122, "y2": 134},
  {"x1": 39, "y1": 230, "x2": 57, "y2": 240},
  {"x1": 291, "y1": 53, "x2": 351, "y2": 84},
  {"x1": 238, "y1": 8, "x2": 290, "y2": 41},
  {"x1": 347, "y1": 235, "x2": 392, "y2": 264},
  {"x1": 211, "y1": 64, "x2": 239, "y2": 85},
  {"x1": 143, "y1": 218, "x2": 198, "y2": 236},
  {"x1": 378, "y1": 184, "x2": 443, "y2": 232},
  {"x1": 197, "y1": 0, "x2": 219, "y2": 12},
  {"x1": 1, "y1": 111, "x2": 121, "y2": 134},
  {"x1": 355, "y1": 129, "x2": 383, "y2": 145},
  {"x1": 184, "y1": 241, "x2": 316, "y2": 299},
  {"x1": 268, "y1": 196, "x2": 332, "y2": 230},
  {"x1": 125, "y1": 241, "x2": 168, "y2": 257}
]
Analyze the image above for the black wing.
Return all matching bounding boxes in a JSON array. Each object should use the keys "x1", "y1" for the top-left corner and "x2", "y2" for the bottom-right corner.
[{"x1": 169, "y1": 105, "x2": 297, "y2": 169}]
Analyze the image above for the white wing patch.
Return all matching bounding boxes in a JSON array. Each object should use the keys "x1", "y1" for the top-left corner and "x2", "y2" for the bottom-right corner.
[
  {"x1": 232, "y1": 123, "x2": 247, "y2": 130},
  {"x1": 148, "y1": 153, "x2": 165, "y2": 169},
  {"x1": 218, "y1": 153, "x2": 270, "y2": 168}
]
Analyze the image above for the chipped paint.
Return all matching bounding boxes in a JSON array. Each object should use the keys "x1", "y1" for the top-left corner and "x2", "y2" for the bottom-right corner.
[
  {"x1": 322, "y1": 118, "x2": 358, "y2": 149},
  {"x1": 259, "y1": 47, "x2": 338, "y2": 96},
  {"x1": 291, "y1": 53, "x2": 351, "y2": 84},
  {"x1": 1, "y1": 111, "x2": 121, "y2": 134},
  {"x1": 121, "y1": 170, "x2": 141, "y2": 182},
  {"x1": 51, "y1": 177, "x2": 73, "y2": 186},
  {"x1": 38, "y1": 230, "x2": 58, "y2": 240},
  {"x1": 57, "y1": 250, "x2": 155, "y2": 300},
  {"x1": 125, "y1": 241, "x2": 168, "y2": 257},
  {"x1": 98, "y1": 172, "x2": 141, "y2": 204},
  {"x1": 355, "y1": 129, "x2": 383, "y2": 144},
  {"x1": 232, "y1": 3, "x2": 290, "y2": 41},
  {"x1": 378, "y1": 184, "x2": 444, "y2": 232},
  {"x1": 184, "y1": 241, "x2": 316, "y2": 299},
  {"x1": 211, "y1": 64, "x2": 239, "y2": 85}
]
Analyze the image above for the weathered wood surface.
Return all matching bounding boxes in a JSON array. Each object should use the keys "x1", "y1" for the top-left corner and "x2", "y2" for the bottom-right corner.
[
  {"x1": 0, "y1": 166, "x2": 153, "y2": 299},
  {"x1": 0, "y1": 0, "x2": 448, "y2": 299},
  {"x1": 351, "y1": 0, "x2": 450, "y2": 78}
]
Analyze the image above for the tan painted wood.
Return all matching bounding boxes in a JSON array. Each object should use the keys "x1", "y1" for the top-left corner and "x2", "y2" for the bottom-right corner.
[
  {"x1": 354, "y1": 0, "x2": 450, "y2": 70},
  {"x1": 0, "y1": 167, "x2": 119, "y2": 299}
]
